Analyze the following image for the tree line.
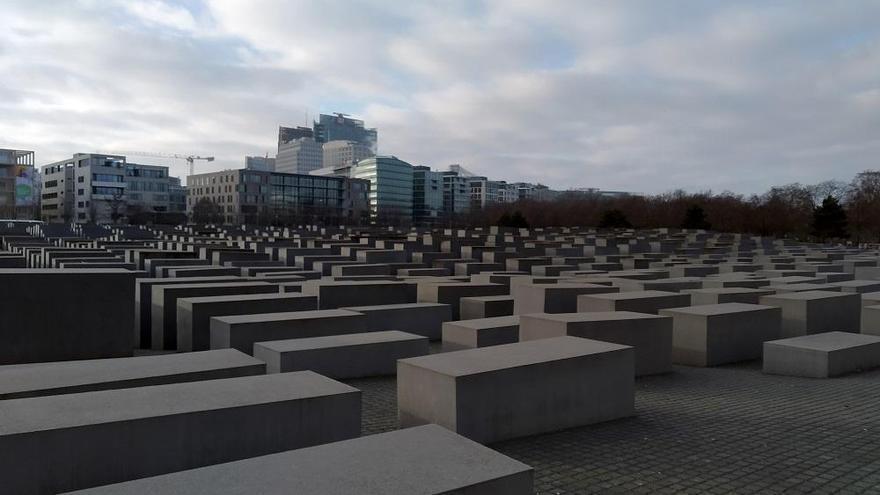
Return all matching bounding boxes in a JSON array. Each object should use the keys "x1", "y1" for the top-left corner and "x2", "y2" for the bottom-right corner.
[{"x1": 465, "y1": 170, "x2": 880, "y2": 243}]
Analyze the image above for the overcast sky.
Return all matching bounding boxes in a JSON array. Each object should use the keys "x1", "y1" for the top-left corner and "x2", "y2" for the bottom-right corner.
[{"x1": 1, "y1": 1, "x2": 878, "y2": 194}]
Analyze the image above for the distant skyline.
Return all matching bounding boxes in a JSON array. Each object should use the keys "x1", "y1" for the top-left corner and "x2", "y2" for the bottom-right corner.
[{"x1": 1, "y1": 1, "x2": 879, "y2": 194}]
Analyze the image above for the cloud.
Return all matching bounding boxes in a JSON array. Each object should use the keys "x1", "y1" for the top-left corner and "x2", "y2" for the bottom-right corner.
[{"x1": 0, "y1": 0, "x2": 878, "y2": 194}]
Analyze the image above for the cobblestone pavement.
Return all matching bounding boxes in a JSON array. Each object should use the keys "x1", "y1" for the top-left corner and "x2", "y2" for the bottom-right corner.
[{"x1": 346, "y1": 362, "x2": 880, "y2": 494}]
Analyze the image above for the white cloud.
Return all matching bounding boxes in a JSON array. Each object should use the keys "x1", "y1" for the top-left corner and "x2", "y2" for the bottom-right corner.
[{"x1": 0, "y1": 0, "x2": 878, "y2": 193}]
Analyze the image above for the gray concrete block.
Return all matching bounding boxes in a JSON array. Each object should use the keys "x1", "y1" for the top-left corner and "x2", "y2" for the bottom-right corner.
[
  {"x1": 0, "y1": 269, "x2": 135, "y2": 364},
  {"x1": 65, "y1": 425, "x2": 533, "y2": 495},
  {"x1": 340, "y1": 302, "x2": 452, "y2": 340},
  {"x1": 302, "y1": 280, "x2": 417, "y2": 309},
  {"x1": 176, "y1": 293, "x2": 318, "y2": 352},
  {"x1": 660, "y1": 303, "x2": 782, "y2": 366},
  {"x1": 418, "y1": 282, "x2": 508, "y2": 319},
  {"x1": 0, "y1": 349, "x2": 264, "y2": 399},
  {"x1": 0, "y1": 372, "x2": 360, "y2": 494},
  {"x1": 398, "y1": 336, "x2": 634, "y2": 443},
  {"x1": 513, "y1": 282, "x2": 619, "y2": 314},
  {"x1": 519, "y1": 311, "x2": 672, "y2": 376},
  {"x1": 759, "y1": 291, "x2": 861, "y2": 337},
  {"x1": 254, "y1": 330, "x2": 429, "y2": 377},
  {"x1": 151, "y1": 282, "x2": 279, "y2": 351},
  {"x1": 685, "y1": 288, "x2": 776, "y2": 305},
  {"x1": 442, "y1": 316, "x2": 521, "y2": 351},
  {"x1": 578, "y1": 290, "x2": 691, "y2": 315},
  {"x1": 763, "y1": 331, "x2": 880, "y2": 377},
  {"x1": 210, "y1": 309, "x2": 369, "y2": 354},
  {"x1": 460, "y1": 295, "x2": 515, "y2": 320}
]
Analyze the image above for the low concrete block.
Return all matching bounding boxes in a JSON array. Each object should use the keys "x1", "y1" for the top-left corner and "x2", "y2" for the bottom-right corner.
[
  {"x1": 685, "y1": 288, "x2": 776, "y2": 306},
  {"x1": 460, "y1": 295, "x2": 515, "y2": 320},
  {"x1": 578, "y1": 290, "x2": 691, "y2": 315},
  {"x1": 442, "y1": 316, "x2": 520, "y2": 351},
  {"x1": 254, "y1": 330, "x2": 429, "y2": 377},
  {"x1": 210, "y1": 309, "x2": 368, "y2": 354},
  {"x1": 66, "y1": 425, "x2": 533, "y2": 495},
  {"x1": 759, "y1": 291, "x2": 861, "y2": 337},
  {"x1": 660, "y1": 303, "x2": 781, "y2": 366},
  {"x1": 0, "y1": 349, "x2": 264, "y2": 399},
  {"x1": 418, "y1": 282, "x2": 507, "y2": 319},
  {"x1": 513, "y1": 282, "x2": 619, "y2": 314},
  {"x1": 340, "y1": 302, "x2": 451, "y2": 340},
  {"x1": 518, "y1": 311, "x2": 672, "y2": 376},
  {"x1": 398, "y1": 336, "x2": 634, "y2": 444},
  {"x1": 763, "y1": 332, "x2": 880, "y2": 377},
  {"x1": 0, "y1": 372, "x2": 360, "y2": 494},
  {"x1": 176, "y1": 293, "x2": 318, "y2": 352},
  {"x1": 302, "y1": 280, "x2": 417, "y2": 309}
]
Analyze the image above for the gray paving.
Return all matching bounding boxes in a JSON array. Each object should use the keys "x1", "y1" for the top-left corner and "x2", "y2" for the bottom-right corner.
[{"x1": 348, "y1": 361, "x2": 880, "y2": 494}]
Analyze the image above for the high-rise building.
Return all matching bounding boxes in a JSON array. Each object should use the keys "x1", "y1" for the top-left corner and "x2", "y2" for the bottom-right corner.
[
  {"x1": 0, "y1": 148, "x2": 36, "y2": 219},
  {"x1": 277, "y1": 126, "x2": 314, "y2": 146},
  {"x1": 40, "y1": 154, "x2": 178, "y2": 223},
  {"x1": 412, "y1": 166, "x2": 443, "y2": 225},
  {"x1": 350, "y1": 156, "x2": 413, "y2": 224},
  {"x1": 442, "y1": 170, "x2": 470, "y2": 216},
  {"x1": 276, "y1": 138, "x2": 323, "y2": 175},
  {"x1": 245, "y1": 155, "x2": 276, "y2": 172},
  {"x1": 323, "y1": 140, "x2": 374, "y2": 170},
  {"x1": 186, "y1": 169, "x2": 369, "y2": 225},
  {"x1": 313, "y1": 113, "x2": 377, "y2": 153}
]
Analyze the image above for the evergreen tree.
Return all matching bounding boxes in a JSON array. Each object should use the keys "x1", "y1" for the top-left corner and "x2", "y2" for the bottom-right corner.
[
  {"x1": 681, "y1": 204, "x2": 711, "y2": 230},
  {"x1": 598, "y1": 209, "x2": 632, "y2": 229},
  {"x1": 811, "y1": 195, "x2": 849, "y2": 240}
]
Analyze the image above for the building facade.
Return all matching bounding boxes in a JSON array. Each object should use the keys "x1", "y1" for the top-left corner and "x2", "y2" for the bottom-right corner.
[
  {"x1": 442, "y1": 170, "x2": 471, "y2": 217},
  {"x1": 276, "y1": 138, "x2": 323, "y2": 175},
  {"x1": 412, "y1": 165, "x2": 443, "y2": 225},
  {"x1": 40, "y1": 154, "x2": 178, "y2": 223},
  {"x1": 245, "y1": 155, "x2": 276, "y2": 172},
  {"x1": 313, "y1": 113, "x2": 378, "y2": 153},
  {"x1": 350, "y1": 156, "x2": 413, "y2": 224},
  {"x1": 0, "y1": 148, "x2": 36, "y2": 219},
  {"x1": 186, "y1": 169, "x2": 369, "y2": 225},
  {"x1": 323, "y1": 140, "x2": 373, "y2": 170}
]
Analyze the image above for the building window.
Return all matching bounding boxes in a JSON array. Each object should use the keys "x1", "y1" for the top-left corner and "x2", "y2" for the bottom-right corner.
[{"x1": 78, "y1": 189, "x2": 84, "y2": 196}]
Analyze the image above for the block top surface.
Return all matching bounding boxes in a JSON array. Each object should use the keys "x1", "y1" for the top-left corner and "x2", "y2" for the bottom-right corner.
[
  {"x1": 581, "y1": 290, "x2": 681, "y2": 300},
  {"x1": 765, "y1": 331, "x2": 880, "y2": 351},
  {"x1": 761, "y1": 290, "x2": 857, "y2": 301},
  {"x1": 444, "y1": 315, "x2": 520, "y2": 329},
  {"x1": 400, "y1": 336, "x2": 630, "y2": 377},
  {"x1": 255, "y1": 330, "x2": 427, "y2": 352},
  {"x1": 0, "y1": 349, "x2": 263, "y2": 396},
  {"x1": 212, "y1": 308, "x2": 362, "y2": 324},
  {"x1": 341, "y1": 302, "x2": 449, "y2": 312},
  {"x1": 153, "y1": 281, "x2": 273, "y2": 291},
  {"x1": 460, "y1": 295, "x2": 514, "y2": 302},
  {"x1": 178, "y1": 293, "x2": 313, "y2": 305},
  {"x1": 685, "y1": 287, "x2": 775, "y2": 295},
  {"x1": 64, "y1": 424, "x2": 531, "y2": 494},
  {"x1": 659, "y1": 302, "x2": 775, "y2": 316},
  {"x1": 0, "y1": 371, "x2": 357, "y2": 435},
  {"x1": 521, "y1": 311, "x2": 666, "y2": 322},
  {"x1": 0, "y1": 268, "x2": 132, "y2": 275}
]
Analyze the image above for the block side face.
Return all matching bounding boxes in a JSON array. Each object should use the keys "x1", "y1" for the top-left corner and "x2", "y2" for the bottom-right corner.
[
  {"x1": 453, "y1": 348, "x2": 635, "y2": 443},
  {"x1": 670, "y1": 313, "x2": 709, "y2": 366},
  {"x1": 704, "y1": 308, "x2": 781, "y2": 366},
  {"x1": 397, "y1": 362, "x2": 457, "y2": 432},
  {"x1": 763, "y1": 343, "x2": 829, "y2": 378}
]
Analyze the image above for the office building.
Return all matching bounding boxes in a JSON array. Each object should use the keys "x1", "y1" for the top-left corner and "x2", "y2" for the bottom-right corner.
[
  {"x1": 245, "y1": 155, "x2": 276, "y2": 172},
  {"x1": 442, "y1": 170, "x2": 470, "y2": 216},
  {"x1": 470, "y1": 177, "x2": 520, "y2": 208},
  {"x1": 186, "y1": 169, "x2": 369, "y2": 225},
  {"x1": 40, "y1": 154, "x2": 178, "y2": 223},
  {"x1": 168, "y1": 177, "x2": 187, "y2": 214},
  {"x1": 0, "y1": 148, "x2": 36, "y2": 219},
  {"x1": 412, "y1": 166, "x2": 444, "y2": 225},
  {"x1": 350, "y1": 156, "x2": 413, "y2": 224},
  {"x1": 313, "y1": 113, "x2": 377, "y2": 153},
  {"x1": 277, "y1": 126, "x2": 314, "y2": 146},
  {"x1": 323, "y1": 140, "x2": 374, "y2": 170},
  {"x1": 276, "y1": 137, "x2": 323, "y2": 175}
]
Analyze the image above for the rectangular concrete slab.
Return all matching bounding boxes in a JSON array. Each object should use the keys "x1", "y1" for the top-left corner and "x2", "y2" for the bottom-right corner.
[
  {"x1": 398, "y1": 336, "x2": 634, "y2": 444},
  {"x1": 340, "y1": 302, "x2": 452, "y2": 340},
  {"x1": 442, "y1": 316, "x2": 521, "y2": 351},
  {"x1": 0, "y1": 349, "x2": 264, "y2": 399},
  {"x1": 65, "y1": 425, "x2": 533, "y2": 495},
  {"x1": 210, "y1": 309, "x2": 369, "y2": 354},
  {"x1": 254, "y1": 330, "x2": 429, "y2": 377},
  {"x1": 763, "y1": 331, "x2": 880, "y2": 377},
  {"x1": 660, "y1": 303, "x2": 782, "y2": 366},
  {"x1": 518, "y1": 311, "x2": 672, "y2": 376},
  {"x1": 578, "y1": 290, "x2": 691, "y2": 315},
  {"x1": 0, "y1": 371, "x2": 360, "y2": 494},
  {"x1": 759, "y1": 291, "x2": 861, "y2": 337}
]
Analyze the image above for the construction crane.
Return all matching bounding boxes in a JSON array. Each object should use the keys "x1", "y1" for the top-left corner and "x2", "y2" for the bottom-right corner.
[{"x1": 95, "y1": 151, "x2": 215, "y2": 178}]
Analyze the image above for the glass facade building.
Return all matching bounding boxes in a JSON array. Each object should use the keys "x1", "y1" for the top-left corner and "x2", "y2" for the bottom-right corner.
[{"x1": 351, "y1": 156, "x2": 413, "y2": 224}]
